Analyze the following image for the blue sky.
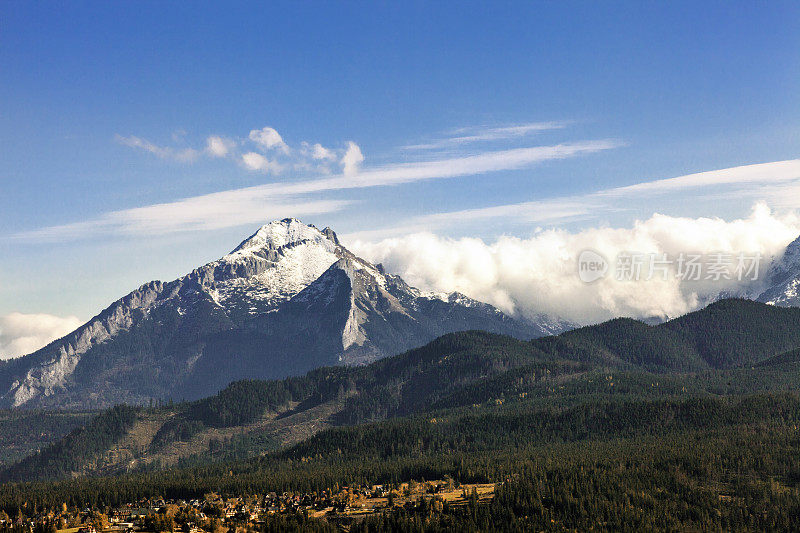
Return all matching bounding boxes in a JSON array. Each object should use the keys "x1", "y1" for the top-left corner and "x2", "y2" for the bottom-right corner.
[{"x1": 1, "y1": 2, "x2": 799, "y2": 354}]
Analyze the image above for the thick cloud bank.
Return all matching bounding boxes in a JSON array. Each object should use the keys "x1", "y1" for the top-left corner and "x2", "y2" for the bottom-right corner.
[
  {"x1": 350, "y1": 205, "x2": 800, "y2": 324},
  {"x1": 0, "y1": 313, "x2": 82, "y2": 360}
]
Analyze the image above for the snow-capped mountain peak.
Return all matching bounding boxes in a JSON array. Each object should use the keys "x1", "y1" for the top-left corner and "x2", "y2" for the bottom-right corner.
[
  {"x1": 228, "y1": 218, "x2": 337, "y2": 257},
  {"x1": 0, "y1": 218, "x2": 571, "y2": 409},
  {"x1": 192, "y1": 219, "x2": 344, "y2": 318}
]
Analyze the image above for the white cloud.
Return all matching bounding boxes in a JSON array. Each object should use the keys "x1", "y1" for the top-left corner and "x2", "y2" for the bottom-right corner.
[
  {"x1": 248, "y1": 127, "x2": 290, "y2": 154},
  {"x1": 340, "y1": 199, "x2": 598, "y2": 243},
  {"x1": 205, "y1": 135, "x2": 235, "y2": 157},
  {"x1": 349, "y1": 204, "x2": 800, "y2": 325},
  {"x1": 311, "y1": 143, "x2": 336, "y2": 161},
  {"x1": 353, "y1": 159, "x2": 800, "y2": 238},
  {"x1": 341, "y1": 141, "x2": 364, "y2": 175},
  {"x1": 241, "y1": 152, "x2": 283, "y2": 174},
  {"x1": 403, "y1": 121, "x2": 567, "y2": 150},
  {"x1": 312, "y1": 141, "x2": 615, "y2": 192},
  {"x1": 0, "y1": 313, "x2": 82, "y2": 360},
  {"x1": 18, "y1": 198, "x2": 352, "y2": 240},
  {"x1": 418, "y1": 198, "x2": 597, "y2": 226},
  {"x1": 116, "y1": 135, "x2": 200, "y2": 162},
  {"x1": 115, "y1": 121, "x2": 608, "y2": 188},
  {"x1": 17, "y1": 140, "x2": 619, "y2": 241},
  {"x1": 600, "y1": 159, "x2": 800, "y2": 196},
  {"x1": 120, "y1": 127, "x2": 292, "y2": 167}
]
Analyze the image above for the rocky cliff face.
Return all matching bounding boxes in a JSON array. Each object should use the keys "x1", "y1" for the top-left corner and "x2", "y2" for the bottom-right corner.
[
  {"x1": 758, "y1": 235, "x2": 800, "y2": 307},
  {"x1": 0, "y1": 219, "x2": 570, "y2": 409}
]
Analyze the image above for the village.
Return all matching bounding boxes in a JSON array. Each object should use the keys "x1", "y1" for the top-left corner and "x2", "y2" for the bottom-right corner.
[{"x1": 0, "y1": 480, "x2": 496, "y2": 533}]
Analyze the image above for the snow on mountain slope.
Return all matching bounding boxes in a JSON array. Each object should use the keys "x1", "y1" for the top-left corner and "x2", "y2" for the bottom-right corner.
[
  {"x1": 197, "y1": 219, "x2": 342, "y2": 319},
  {"x1": 758, "y1": 234, "x2": 800, "y2": 306},
  {"x1": 1, "y1": 219, "x2": 342, "y2": 408}
]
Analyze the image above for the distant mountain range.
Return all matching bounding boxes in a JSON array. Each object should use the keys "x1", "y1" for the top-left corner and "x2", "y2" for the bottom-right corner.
[{"x1": 0, "y1": 219, "x2": 569, "y2": 409}]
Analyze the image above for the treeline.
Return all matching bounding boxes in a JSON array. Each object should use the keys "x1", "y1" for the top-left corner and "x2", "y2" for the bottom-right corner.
[
  {"x1": 0, "y1": 410, "x2": 93, "y2": 466},
  {"x1": 280, "y1": 393, "x2": 800, "y2": 463},
  {"x1": 0, "y1": 406, "x2": 138, "y2": 483},
  {"x1": 1, "y1": 392, "x2": 798, "y2": 512},
  {"x1": 4, "y1": 417, "x2": 800, "y2": 531},
  {"x1": 349, "y1": 437, "x2": 800, "y2": 532}
]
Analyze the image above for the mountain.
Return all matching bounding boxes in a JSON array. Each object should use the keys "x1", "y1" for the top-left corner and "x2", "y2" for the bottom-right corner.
[
  {"x1": 0, "y1": 219, "x2": 568, "y2": 410},
  {"x1": 562, "y1": 298, "x2": 800, "y2": 371},
  {"x1": 757, "y1": 233, "x2": 800, "y2": 306},
  {"x1": 7, "y1": 297, "x2": 800, "y2": 482}
]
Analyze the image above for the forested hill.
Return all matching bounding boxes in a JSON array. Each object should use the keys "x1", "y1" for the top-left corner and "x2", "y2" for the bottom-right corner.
[
  {"x1": 661, "y1": 298, "x2": 800, "y2": 367},
  {"x1": 5, "y1": 298, "x2": 800, "y2": 483},
  {"x1": 562, "y1": 298, "x2": 800, "y2": 370}
]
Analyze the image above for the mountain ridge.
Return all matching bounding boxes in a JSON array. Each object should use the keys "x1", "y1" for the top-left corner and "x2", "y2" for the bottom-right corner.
[{"x1": 0, "y1": 219, "x2": 569, "y2": 410}]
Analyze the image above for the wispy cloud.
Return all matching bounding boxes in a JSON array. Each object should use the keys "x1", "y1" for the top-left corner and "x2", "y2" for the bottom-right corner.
[
  {"x1": 350, "y1": 159, "x2": 800, "y2": 239},
  {"x1": 17, "y1": 140, "x2": 619, "y2": 241},
  {"x1": 241, "y1": 152, "x2": 283, "y2": 174},
  {"x1": 19, "y1": 199, "x2": 353, "y2": 241},
  {"x1": 116, "y1": 135, "x2": 200, "y2": 162},
  {"x1": 297, "y1": 140, "x2": 619, "y2": 193},
  {"x1": 340, "y1": 199, "x2": 598, "y2": 242},
  {"x1": 403, "y1": 121, "x2": 568, "y2": 150},
  {"x1": 599, "y1": 159, "x2": 800, "y2": 197}
]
